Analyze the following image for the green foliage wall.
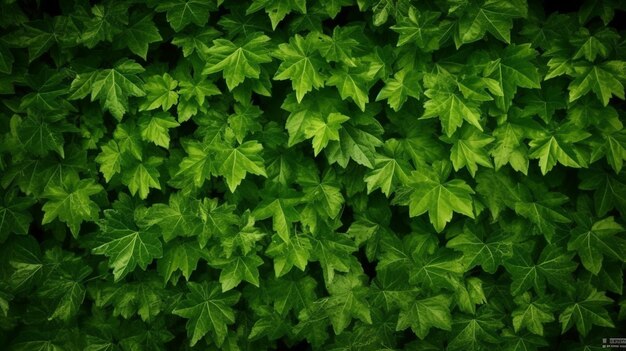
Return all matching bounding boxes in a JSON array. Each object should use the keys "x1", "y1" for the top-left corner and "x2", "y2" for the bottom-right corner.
[{"x1": 0, "y1": 0, "x2": 626, "y2": 349}]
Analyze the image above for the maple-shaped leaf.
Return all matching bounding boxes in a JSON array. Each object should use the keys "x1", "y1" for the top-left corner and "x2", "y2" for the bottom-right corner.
[
  {"x1": 325, "y1": 115, "x2": 384, "y2": 169},
  {"x1": 519, "y1": 80, "x2": 567, "y2": 124},
  {"x1": 405, "y1": 161, "x2": 475, "y2": 232},
  {"x1": 375, "y1": 69, "x2": 421, "y2": 111},
  {"x1": 121, "y1": 156, "x2": 163, "y2": 199},
  {"x1": 41, "y1": 173, "x2": 103, "y2": 237},
  {"x1": 396, "y1": 294, "x2": 452, "y2": 339},
  {"x1": 322, "y1": 273, "x2": 372, "y2": 334},
  {"x1": 568, "y1": 61, "x2": 625, "y2": 106},
  {"x1": 115, "y1": 13, "x2": 162, "y2": 60},
  {"x1": 90, "y1": 278, "x2": 164, "y2": 322},
  {"x1": 216, "y1": 140, "x2": 267, "y2": 192},
  {"x1": 447, "y1": 308, "x2": 505, "y2": 351},
  {"x1": 571, "y1": 27, "x2": 619, "y2": 62},
  {"x1": 300, "y1": 170, "x2": 345, "y2": 220},
  {"x1": 422, "y1": 69, "x2": 483, "y2": 137},
  {"x1": 266, "y1": 234, "x2": 312, "y2": 277},
  {"x1": 447, "y1": 125, "x2": 495, "y2": 177},
  {"x1": 391, "y1": 7, "x2": 441, "y2": 51},
  {"x1": 10, "y1": 113, "x2": 73, "y2": 158},
  {"x1": 95, "y1": 140, "x2": 122, "y2": 182},
  {"x1": 247, "y1": 0, "x2": 307, "y2": 29},
  {"x1": 267, "y1": 274, "x2": 317, "y2": 315},
  {"x1": 504, "y1": 245, "x2": 577, "y2": 296},
  {"x1": 484, "y1": 44, "x2": 542, "y2": 112},
  {"x1": 579, "y1": 169, "x2": 626, "y2": 217},
  {"x1": 455, "y1": 0, "x2": 528, "y2": 45},
  {"x1": 176, "y1": 73, "x2": 221, "y2": 122},
  {"x1": 364, "y1": 139, "x2": 412, "y2": 197},
  {"x1": 447, "y1": 223, "x2": 513, "y2": 274},
  {"x1": 317, "y1": 26, "x2": 361, "y2": 65},
  {"x1": 603, "y1": 130, "x2": 626, "y2": 173},
  {"x1": 69, "y1": 59, "x2": 145, "y2": 120},
  {"x1": 203, "y1": 34, "x2": 273, "y2": 90},
  {"x1": 138, "y1": 112, "x2": 180, "y2": 148},
  {"x1": 511, "y1": 293, "x2": 555, "y2": 336},
  {"x1": 195, "y1": 198, "x2": 240, "y2": 248},
  {"x1": 79, "y1": 3, "x2": 128, "y2": 48},
  {"x1": 490, "y1": 117, "x2": 541, "y2": 174},
  {"x1": 92, "y1": 194, "x2": 163, "y2": 281},
  {"x1": 273, "y1": 34, "x2": 326, "y2": 102},
  {"x1": 326, "y1": 65, "x2": 371, "y2": 111},
  {"x1": 513, "y1": 185, "x2": 571, "y2": 242},
  {"x1": 154, "y1": 0, "x2": 213, "y2": 32},
  {"x1": 172, "y1": 281, "x2": 240, "y2": 347},
  {"x1": 559, "y1": 287, "x2": 615, "y2": 336},
  {"x1": 568, "y1": 216, "x2": 626, "y2": 275},
  {"x1": 528, "y1": 123, "x2": 591, "y2": 175},
  {"x1": 140, "y1": 73, "x2": 179, "y2": 111},
  {"x1": 209, "y1": 253, "x2": 264, "y2": 292},
  {"x1": 158, "y1": 239, "x2": 209, "y2": 283},
  {"x1": 309, "y1": 232, "x2": 358, "y2": 284},
  {"x1": 254, "y1": 193, "x2": 302, "y2": 242},
  {"x1": 304, "y1": 112, "x2": 350, "y2": 156},
  {"x1": 142, "y1": 192, "x2": 201, "y2": 242},
  {"x1": 38, "y1": 250, "x2": 93, "y2": 322},
  {"x1": 408, "y1": 249, "x2": 465, "y2": 291},
  {"x1": 0, "y1": 190, "x2": 35, "y2": 243}
]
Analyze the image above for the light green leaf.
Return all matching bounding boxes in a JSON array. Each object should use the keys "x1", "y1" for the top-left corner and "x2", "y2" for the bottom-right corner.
[{"x1": 172, "y1": 282, "x2": 240, "y2": 346}]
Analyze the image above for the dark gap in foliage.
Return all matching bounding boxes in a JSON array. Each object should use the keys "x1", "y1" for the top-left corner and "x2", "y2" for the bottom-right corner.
[{"x1": 356, "y1": 247, "x2": 376, "y2": 282}]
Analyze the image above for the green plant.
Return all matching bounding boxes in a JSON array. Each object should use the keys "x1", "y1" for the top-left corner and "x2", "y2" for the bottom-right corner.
[{"x1": 0, "y1": 0, "x2": 625, "y2": 349}]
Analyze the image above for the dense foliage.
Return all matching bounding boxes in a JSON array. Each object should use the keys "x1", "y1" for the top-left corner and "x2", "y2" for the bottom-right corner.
[{"x1": 0, "y1": 0, "x2": 626, "y2": 349}]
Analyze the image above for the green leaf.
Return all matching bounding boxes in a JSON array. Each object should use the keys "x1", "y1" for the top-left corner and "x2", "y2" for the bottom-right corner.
[
  {"x1": 155, "y1": 0, "x2": 213, "y2": 32},
  {"x1": 569, "y1": 61, "x2": 625, "y2": 106},
  {"x1": 69, "y1": 59, "x2": 146, "y2": 120},
  {"x1": 158, "y1": 239, "x2": 209, "y2": 282},
  {"x1": 121, "y1": 156, "x2": 163, "y2": 199},
  {"x1": 203, "y1": 34, "x2": 273, "y2": 90},
  {"x1": 273, "y1": 34, "x2": 326, "y2": 102},
  {"x1": 309, "y1": 232, "x2": 358, "y2": 284},
  {"x1": 375, "y1": 69, "x2": 421, "y2": 111},
  {"x1": 116, "y1": 13, "x2": 162, "y2": 60},
  {"x1": 504, "y1": 245, "x2": 577, "y2": 296},
  {"x1": 559, "y1": 288, "x2": 615, "y2": 336},
  {"x1": 422, "y1": 82, "x2": 483, "y2": 137},
  {"x1": 266, "y1": 234, "x2": 312, "y2": 277},
  {"x1": 254, "y1": 196, "x2": 301, "y2": 242},
  {"x1": 0, "y1": 191, "x2": 34, "y2": 242},
  {"x1": 172, "y1": 282, "x2": 240, "y2": 346},
  {"x1": 140, "y1": 73, "x2": 179, "y2": 111},
  {"x1": 485, "y1": 44, "x2": 542, "y2": 111},
  {"x1": 92, "y1": 194, "x2": 163, "y2": 281},
  {"x1": 95, "y1": 140, "x2": 123, "y2": 182},
  {"x1": 511, "y1": 293, "x2": 555, "y2": 336},
  {"x1": 528, "y1": 123, "x2": 591, "y2": 174},
  {"x1": 247, "y1": 0, "x2": 307, "y2": 30},
  {"x1": 138, "y1": 112, "x2": 180, "y2": 148},
  {"x1": 448, "y1": 126, "x2": 495, "y2": 177},
  {"x1": 324, "y1": 273, "x2": 372, "y2": 334},
  {"x1": 304, "y1": 112, "x2": 350, "y2": 156},
  {"x1": 396, "y1": 295, "x2": 452, "y2": 339},
  {"x1": 326, "y1": 66, "x2": 371, "y2": 111},
  {"x1": 217, "y1": 140, "x2": 267, "y2": 192},
  {"x1": 406, "y1": 161, "x2": 475, "y2": 232},
  {"x1": 447, "y1": 224, "x2": 512, "y2": 274},
  {"x1": 455, "y1": 0, "x2": 528, "y2": 45},
  {"x1": 41, "y1": 174, "x2": 103, "y2": 237},
  {"x1": 567, "y1": 216, "x2": 626, "y2": 275},
  {"x1": 364, "y1": 141, "x2": 411, "y2": 197},
  {"x1": 391, "y1": 7, "x2": 441, "y2": 51},
  {"x1": 210, "y1": 253, "x2": 264, "y2": 291}
]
